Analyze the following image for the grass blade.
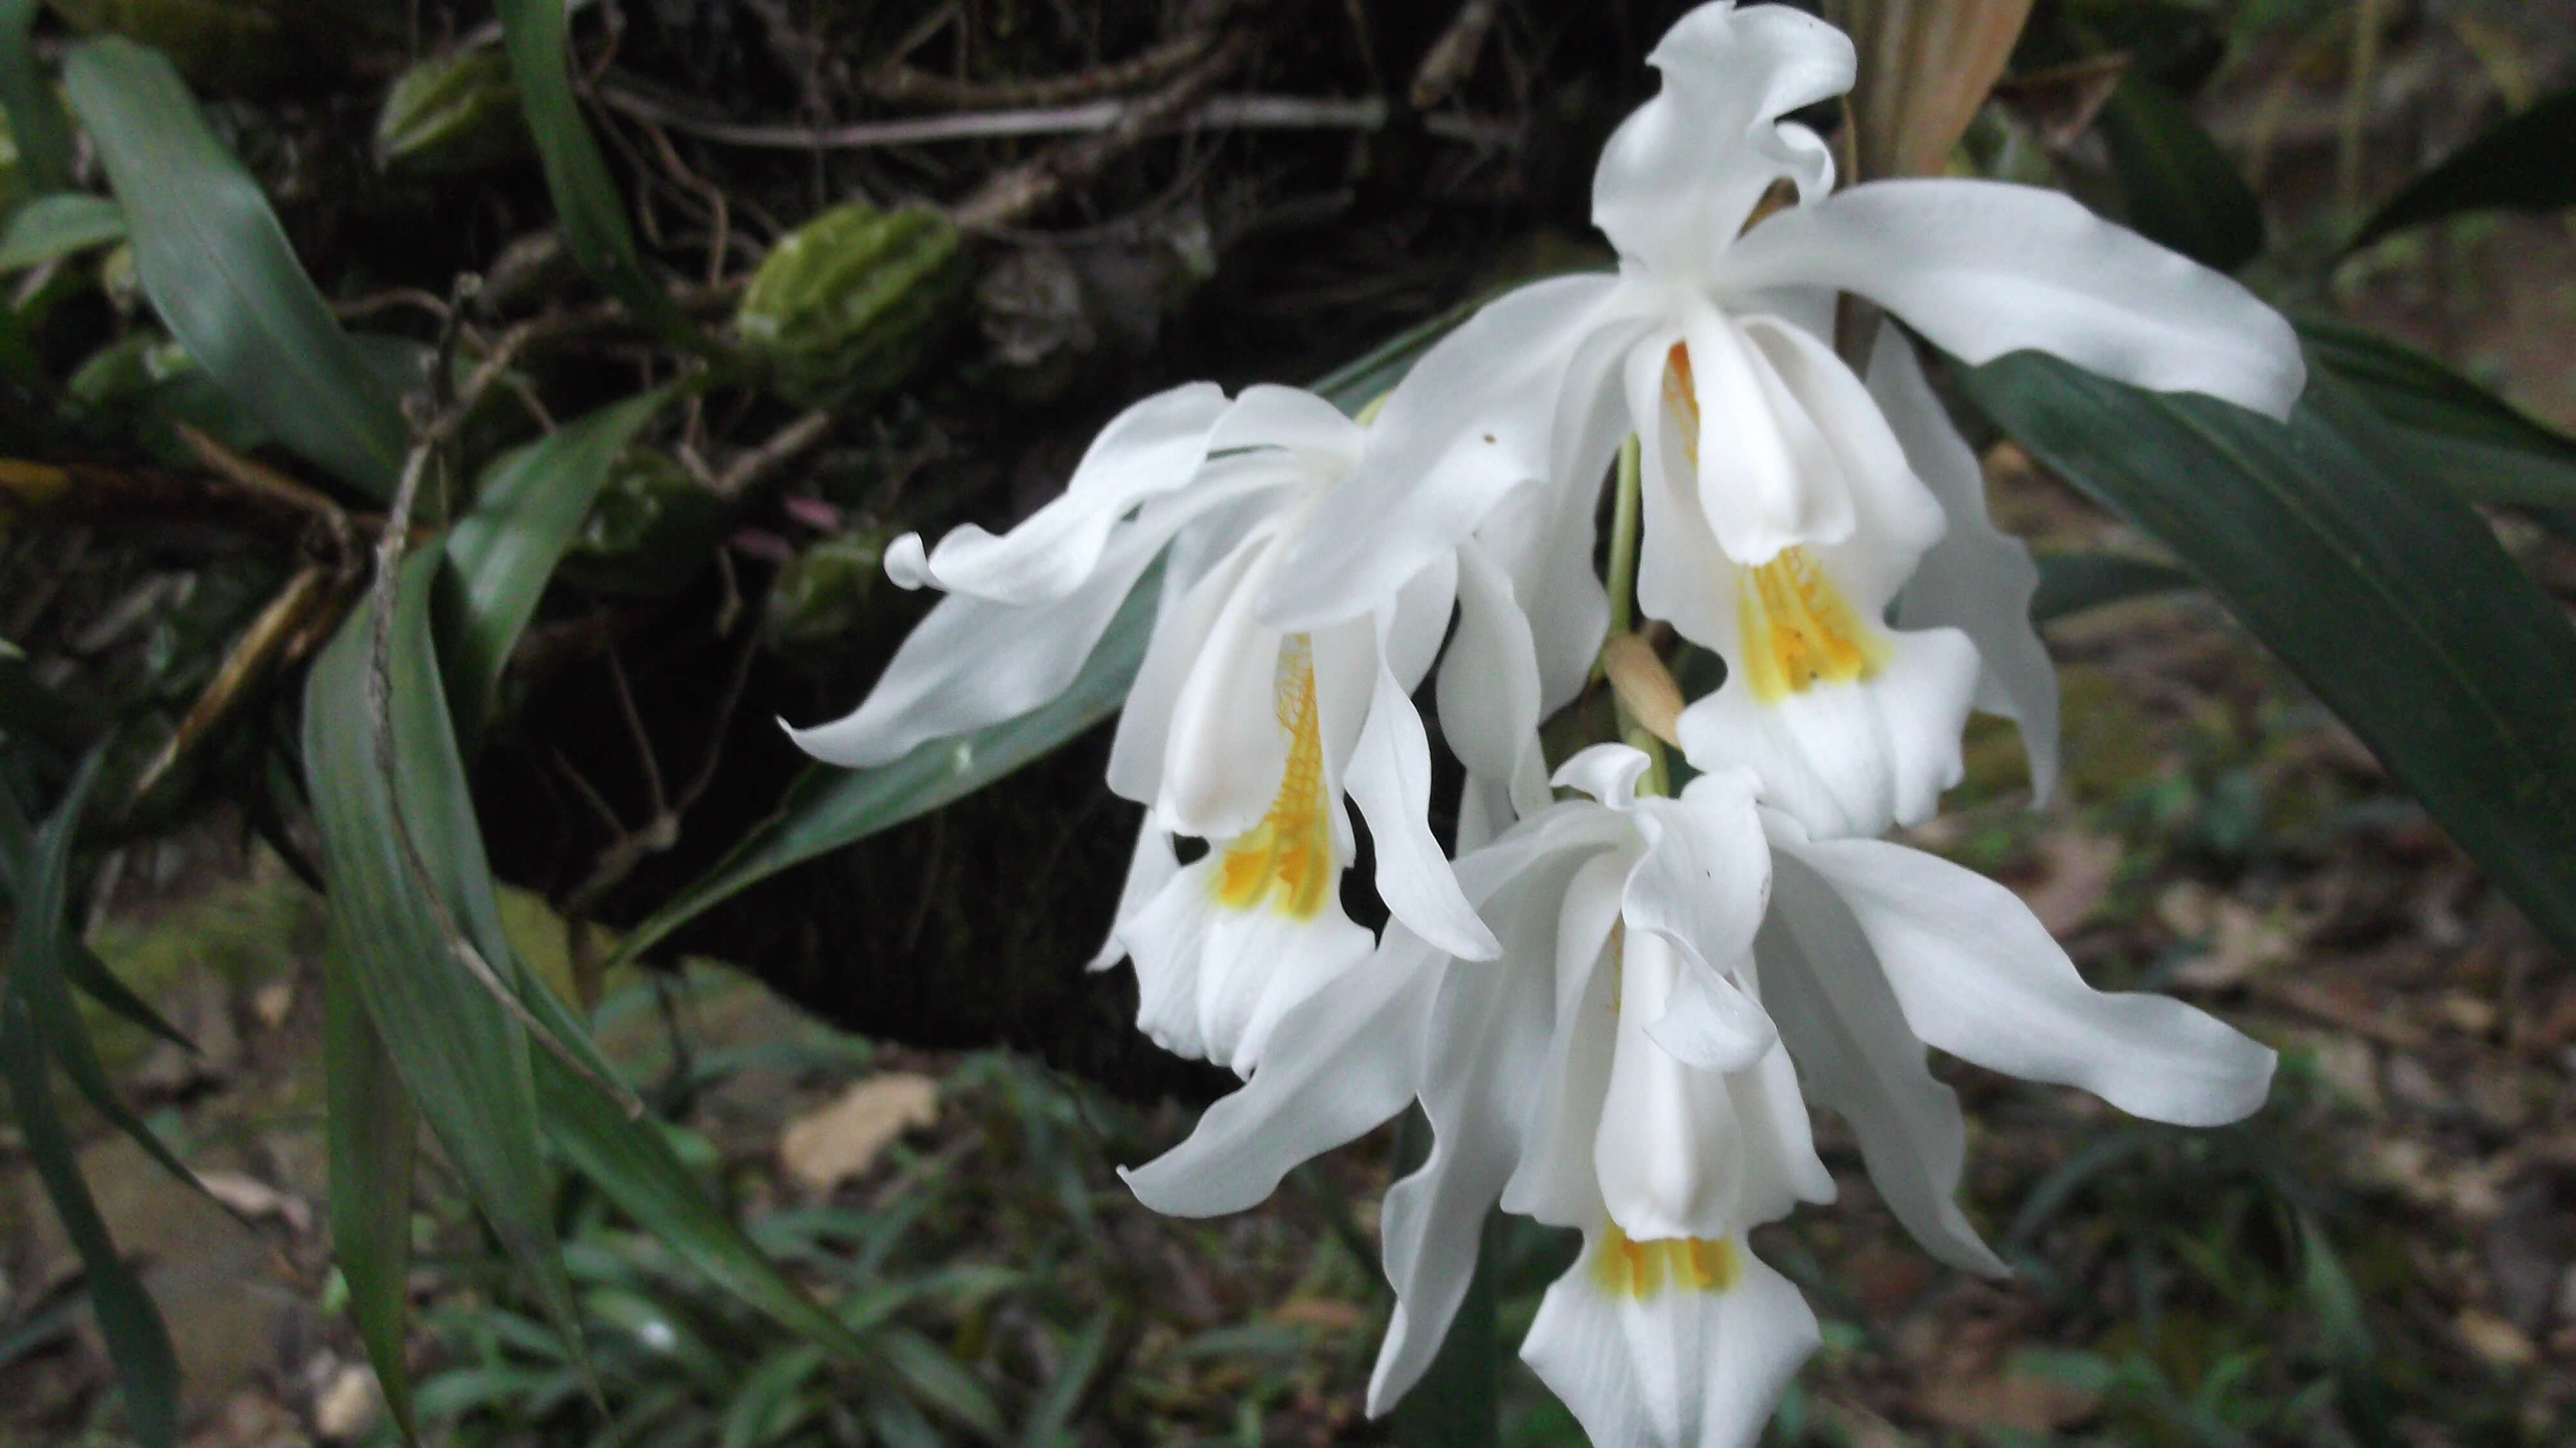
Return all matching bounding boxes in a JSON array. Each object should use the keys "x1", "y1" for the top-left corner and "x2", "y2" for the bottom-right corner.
[
  {"x1": 2350, "y1": 82, "x2": 2576, "y2": 251},
  {"x1": 0, "y1": 193, "x2": 127, "y2": 271},
  {"x1": 61, "y1": 39, "x2": 407, "y2": 497}
]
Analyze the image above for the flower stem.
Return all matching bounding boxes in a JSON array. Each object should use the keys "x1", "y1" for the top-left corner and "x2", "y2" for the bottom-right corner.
[
  {"x1": 1388, "y1": 1108, "x2": 1500, "y2": 1447},
  {"x1": 1604, "y1": 432, "x2": 1642, "y2": 638}
]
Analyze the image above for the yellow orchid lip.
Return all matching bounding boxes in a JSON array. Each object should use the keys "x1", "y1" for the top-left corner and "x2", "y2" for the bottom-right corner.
[
  {"x1": 1213, "y1": 634, "x2": 1337, "y2": 919},
  {"x1": 1591, "y1": 1221, "x2": 1741, "y2": 1300}
]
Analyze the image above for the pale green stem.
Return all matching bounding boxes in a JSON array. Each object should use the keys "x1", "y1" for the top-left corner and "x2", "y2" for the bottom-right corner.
[{"x1": 1596, "y1": 433, "x2": 1672, "y2": 797}]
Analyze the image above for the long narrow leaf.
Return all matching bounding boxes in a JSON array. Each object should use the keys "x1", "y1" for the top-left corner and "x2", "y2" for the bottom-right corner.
[
  {"x1": 491, "y1": 0, "x2": 690, "y2": 341},
  {"x1": 2031, "y1": 551, "x2": 2194, "y2": 623},
  {"x1": 0, "y1": 0, "x2": 71, "y2": 191},
  {"x1": 2299, "y1": 315, "x2": 2576, "y2": 511},
  {"x1": 0, "y1": 758, "x2": 178, "y2": 1448},
  {"x1": 301, "y1": 549, "x2": 590, "y2": 1372},
  {"x1": 2351, "y1": 83, "x2": 2576, "y2": 250},
  {"x1": 2098, "y1": 77, "x2": 2262, "y2": 272},
  {"x1": 61, "y1": 39, "x2": 406, "y2": 497},
  {"x1": 441, "y1": 385, "x2": 681, "y2": 738},
  {"x1": 1963, "y1": 353, "x2": 2576, "y2": 958},
  {"x1": 325, "y1": 962, "x2": 422, "y2": 1442}
]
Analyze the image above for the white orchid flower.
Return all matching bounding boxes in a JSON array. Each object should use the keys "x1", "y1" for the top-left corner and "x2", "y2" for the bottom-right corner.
[
  {"x1": 1124, "y1": 741, "x2": 2278, "y2": 1445},
  {"x1": 788, "y1": 383, "x2": 1500, "y2": 1074},
  {"x1": 1126, "y1": 746, "x2": 1834, "y2": 1447},
  {"x1": 1261, "y1": 0, "x2": 2302, "y2": 839}
]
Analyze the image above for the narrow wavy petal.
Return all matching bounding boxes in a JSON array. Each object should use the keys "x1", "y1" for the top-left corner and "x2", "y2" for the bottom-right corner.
[{"x1": 1722, "y1": 180, "x2": 2305, "y2": 419}]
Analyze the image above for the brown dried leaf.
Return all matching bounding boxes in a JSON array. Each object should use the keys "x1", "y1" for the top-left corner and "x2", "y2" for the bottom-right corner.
[
  {"x1": 1830, "y1": 0, "x2": 2038, "y2": 180},
  {"x1": 779, "y1": 1072, "x2": 941, "y2": 1191}
]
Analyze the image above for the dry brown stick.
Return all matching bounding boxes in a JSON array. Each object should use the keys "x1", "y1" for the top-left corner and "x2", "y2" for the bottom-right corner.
[
  {"x1": 127, "y1": 564, "x2": 347, "y2": 807},
  {"x1": 713, "y1": 408, "x2": 833, "y2": 499},
  {"x1": 952, "y1": 32, "x2": 1254, "y2": 232},
  {"x1": 1410, "y1": 0, "x2": 1499, "y2": 110},
  {"x1": 867, "y1": 26, "x2": 1218, "y2": 109}
]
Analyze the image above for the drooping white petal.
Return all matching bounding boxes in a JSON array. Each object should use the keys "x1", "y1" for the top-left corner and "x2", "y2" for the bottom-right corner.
[
  {"x1": 1593, "y1": 0, "x2": 1853, "y2": 275},
  {"x1": 1721, "y1": 180, "x2": 2306, "y2": 419},
  {"x1": 1501, "y1": 849, "x2": 1634, "y2": 1230},
  {"x1": 1873, "y1": 323, "x2": 2060, "y2": 801},
  {"x1": 1734, "y1": 1036, "x2": 1837, "y2": 1222},
  {"x1": 1206, "y1": 383, "x2": 1366, "y2": 470},
  {"x1": 1262, "y1": 272, "x2": 1627, "y2": 633},
  {"x1": 1596, "y1": 930, "x2": 1751, "y2": 1239},
  {"x1": 1345, "y1": 631, "x2": 1502, "y2": 961},
  {"x1": 1121, "y1": 926, "x2": 1444, "y2": 1216},
  {"x1": 1088, "y1": 814, "x2": 1180, "y2": 971},
  {"x1": 1761, "y1": 853, "x2": 2004, "y2": 1274},
  {"x1": 789, "y1": 514, "x2": 1173, "y2": 768},
  {"x1": 1385, "y1": 552, "x2": 1461, "y2": 692},
  {"x1": 1682, "y1": 303, "x2": 1857, "y2": 564},
  {"x1": 1368, "y1": 885, "x2": 1562, "y2": 1413},
  {"x1": 885, "y1": 382, "x2": 1229, "y2": 600},
  {"x1": 1104, "y1": 525, "x2": 1273, "y2": 805},
  {"x1": 1676, "y1": 625, "x2": 1980, "y2": 838},
  {"x1": 1522, "y1": 1227, "x2": 1820, "y2": 1448},
  {"x1": 1439, "y1": 539, "x2": 1551, "y2": 821},
  {"x1": 1155, "y1": 531, "x2": 1300, "y2": 841},
  {"x1": 1781, "y1": 823, "x2": 2278, "y2": 1126}
]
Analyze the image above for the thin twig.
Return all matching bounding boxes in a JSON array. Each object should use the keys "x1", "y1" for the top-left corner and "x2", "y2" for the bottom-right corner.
[
  {"x1": 712, "y1": 409, "x2": 834, "y2": 499},
  {"x1": 361, "y1": 287, "x2": 647, "y2": 1119},
  {"x1": 596, "y1": 82, "x2": 1519, "y2": 153},
  {"x1": 865, "y1": 28, "x2": 1216, "y2": 108}
]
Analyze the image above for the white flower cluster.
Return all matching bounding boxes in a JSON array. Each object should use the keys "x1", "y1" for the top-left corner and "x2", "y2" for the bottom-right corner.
[{"x1": 793, "y1": 5, "x2": 2302, "y2": 1443}]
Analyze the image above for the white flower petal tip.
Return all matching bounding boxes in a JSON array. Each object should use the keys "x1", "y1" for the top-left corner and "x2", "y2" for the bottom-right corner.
[
  {"x1": 1553, "y1": 743, "x2": 1654, "y2": 809},
  {"x1": 882, "y1": 532, "x2": 932, "y2": 589},
  {"x1": 1522, "y1": 1225, "x2": 1820, "y2": 1448},
  {"x1": 1678, "y1": 626, "x2": 1981, "y2": 839}
]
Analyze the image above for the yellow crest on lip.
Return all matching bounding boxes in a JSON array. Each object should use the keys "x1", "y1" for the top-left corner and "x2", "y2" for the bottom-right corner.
[
  {"x1": 1735, "y1": 545, "x2": 1888, "y2": 701},
  {"x1": 1591, "y1": 1221, "x2": 1739, "y2": 1299},
  {"x1": 1213, "y1": 634, "x2": 1337, "y2": 919}
]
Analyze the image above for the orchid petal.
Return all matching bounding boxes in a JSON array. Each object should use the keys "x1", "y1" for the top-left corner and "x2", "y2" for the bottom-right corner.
[
  {"x1": 1121, "y1": 926, "x2": 1443, "y2": 1215},
  {"x1": 1760, "y1": 852, "x2": 2004, "y2": 1274},
  {"x1": 1346, "y1": 635, "x2": 1502, "y2": 961},
  {"x1": 1738, "y1": 314, "x2": 1945, "y2": 606},
  {"x1": 1104, "y1": 526, "x2": 1269, "y2": 805},
  {"x1": 1593, "y1": 0, "x2": 1853, "y2": 272},
  {"x1": 1873, "y1": 323, "x2": 2060, "y2": 801},
  {"x1": 1722, "y1": 180, "x2": 2305, "y2": 419},
  {"x1": 1208, "y1": 383, "x2": 1364, "y2": 470},
  {"x1": 1783, "y1": 826, "x2": 2278, "y2": 1126},
  {"x1": 1596, "y1": 930, "x2": 1750, "y2": 1238},
  {"x1": 887, "y1": 382, "x2": 1229, "y2": 600},
  {"x1": 1553, "y1": 743, "x2": 1654, "y2": 812},
  {"x1": 1522, "y1": 1227, "x2": 1820, "y2": 1448},
  {"x1": 1439, "y1": 538, "x2": 1551, "y2": 821},
  {"x1": 1088, "y1": 814, "x2": 1179, "y2": 971},
  {"x1": 1676, "y1": 625, "x2": 1980, "y2": 838},
  {"x1": 1501, "y1": 850, "x2": 1634, "y2": 1229},
  {"x1": 1262, "y1": 273, "x2": 1625, "y2": 632},
  {"x1": 788, "y1": 515, "x2": 1172, "y2": 768},
  {"x1": 1624, "y1": 772, "x2": 1777, "y2": 1072},
  {"x1": 1156, "y1": 533, "x2": 1298, "y2": 841}
]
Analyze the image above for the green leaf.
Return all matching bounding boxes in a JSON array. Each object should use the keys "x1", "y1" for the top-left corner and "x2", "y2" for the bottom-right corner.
[
  {"x1": 0, "y1": 758, "x2": 179, "y2": 1448},
  {"x1": 612, "y1": 560, "x2": 1159, "y2": 964},
  {"x1": 868, "y1": 1326, "x2": 1007, "y2": 1442},
  {"x1": 61, "y1": 39, "x2": 407, "y2": 496},
  {"x1": 441, "y1": 384, "x2": 681, "y2": 739},
  {"x1": 61, "y1": 941, "x2": 194, "y2": 1052},
  {"x1": 2098, "y1": 76, "x2": 2263, "y2": 272},
  {"x1": 1962, "y1": 352, "x2": 2576, "y2": 959},
  {"x1": 2031, "y1": 551, "x2": 2195, "y2": 622},
  {"x1": 0, "y1": 192, "x2": 126, "y2": 271},
  {"x1": 2298, "y1": 314, "x2": 2576, "y2": 511},
  {"x1": 492, "y1": 0, "x2": 690, "y2": 342},
  {"x1": 1019, "y1": 1311, "x2": 1113, "y2": 1448},
  {"x1": 2351, "y1": 83, "x2": 2576, "y2": 250},
  {"x1": 324, "y1": 962, "x2": 421, "y2": 1443},
  {"x1": 0, "y1": 0, "x2": 73, "y2": 192},
  {"x1": 300, "y1": 549, "x2": 590, "y2": 1375}
]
